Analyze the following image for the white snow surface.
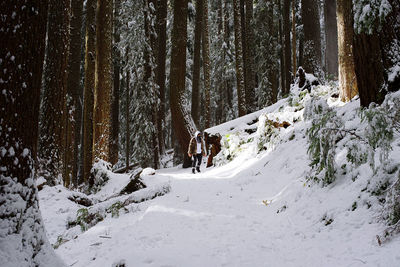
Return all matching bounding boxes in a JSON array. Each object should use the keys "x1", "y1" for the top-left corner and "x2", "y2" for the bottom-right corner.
[{"x1": 39, "y1": 89, "x2": 400, "y2": 267}]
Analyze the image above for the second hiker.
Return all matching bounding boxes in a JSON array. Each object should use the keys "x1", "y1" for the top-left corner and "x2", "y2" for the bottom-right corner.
[{"x1": 188, "y1": 131, "x2": 206, "y2": 174}]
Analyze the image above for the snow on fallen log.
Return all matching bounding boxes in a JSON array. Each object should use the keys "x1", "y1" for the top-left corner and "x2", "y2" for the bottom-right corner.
[
  {"x1": 113, "y1": 162, "x2": 140, "y2": 174},
  {"x1": 67, "y1": 182, "x2": 171, "y2": 233},
  {"x1": 121, "y1": 182, "x2": 171, "y2": 206},
  {"x1": 67, "y1": 192, "x2": 94, "y2": 207}
]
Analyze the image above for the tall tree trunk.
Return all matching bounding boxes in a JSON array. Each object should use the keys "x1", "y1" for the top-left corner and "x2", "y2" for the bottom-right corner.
[
  {"x1": 240, "y1": 0, "x2": 248, "y2": 106},
  {"x1": 170, "y1": 0, "x2": 197, "y2": 167},
  {"x1": 83, "y1": 0, "x2": 97, "y2": 185},
  {"x1": 353, "y1": 33, "x2": 384, "y2": 107},
  {"x1": 65, "y1": 0, "x2": 84, "y2": 187},
  {"x1": 93, "y1": 0, "x2": 113, "y2": 162},
  {"x1": 292, "y1": 2, "x2": 297, "y2": 75},
  {"x1": 278, "y1": 0, "x2": 285, "y2": 95},
  {"x1": 324, "y1": 0, "x2": 338, "y2": 77},
  {"x1": 233, "y1": 0, "x2": 246, "y2": 117},
  {"x1": 301, "y1": 0, "x2": 322, "y2": 75},
  {"x1": 224, "y1": 0, "x2": 233, "y2": 112},
  {"x1": 191, "y1": 0, "x2": 203, "y2": 127},
  {"x1": 125, "y1": 48, "x2": 130, "y2": 172},
  {"x1": 216, "y1": 0, "x2": 224, "y2": 124},
  {"x1": 283, "y1": 0, "x2": 291, "y2": 95},
  {"x1": 244, "y1": 0, "x2": 256, "y2": 113},
  {"x1": 156, "y1": 0, "x2": 168, "y2": 155},
  {"x1": 170, "y1": 0, "x2": 196, "y2": 167},
  {"x1": 336, "y1": 0, "x2": 357, "y2": 102},
  {"x1": 39, "y1": 0, "x2": 70, "y2": 186},
  {"x1": 0, "y1": 1, "x2": 64, "y2": 265},
  {"x1": 353, "y1": 1, "x2": 399, "y2": 107},
  {"x1": 202, "y1": 0, "x2": 212, "y2": 128},
  {"x1": 298, "y1": 35, "x2": 304, "y2": 69},
  {"x1": 268, "y1": 0, "x2": 278, "y2": 104},
  {"x1": 144, "y1": 0, "x2": 159, "y2": 169},
  {"x1": 110, "y1": 0, "x2": 121, "y2": 165}
]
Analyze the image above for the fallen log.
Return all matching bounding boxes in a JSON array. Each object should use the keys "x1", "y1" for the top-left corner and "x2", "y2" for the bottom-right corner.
[
  {"x1": 67, "y1": 192, "x2": 94, "y2": 207},
  {"x1": 114, "y1": 162, "x2": 140, "y2": 174}
]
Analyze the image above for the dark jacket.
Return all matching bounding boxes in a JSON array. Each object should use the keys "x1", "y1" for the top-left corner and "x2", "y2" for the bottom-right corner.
[{"x1": 188, "y1": 136, "x2": 205, "y2": 156}]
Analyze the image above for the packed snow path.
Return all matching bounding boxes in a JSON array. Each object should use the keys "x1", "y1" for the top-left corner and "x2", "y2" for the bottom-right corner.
[{"x1": 51, "y1": 138, "x2": 400, "y2": 267}]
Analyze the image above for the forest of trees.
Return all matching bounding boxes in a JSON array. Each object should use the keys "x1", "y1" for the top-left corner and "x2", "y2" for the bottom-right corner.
[{"x1": 1, "y1": 0, "x2": 400, "y2": 263}]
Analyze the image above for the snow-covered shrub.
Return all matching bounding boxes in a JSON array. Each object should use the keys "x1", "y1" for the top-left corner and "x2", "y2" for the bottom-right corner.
[
  {"x1": 360, "y1": 104, "x2": 394, "y2": 171},
  {"x1": 386, "y1": 174, "x2": 400, "y2": 226},
  {"x1": 75, "y1": 208, "x2": 104, "y2": 232},
  {"x1": 346, "y1": 139, "x2": 368, "y2": 167},
  {"x1": 106, "y1": 201, "x2": 124, "y2": 218},
  {"x1": 214, "y1": 132, "x2": 247, "y2": 166},
  {"x1": 53, "y1": 235, "x2": 69, "y2": 249},
  {"x1": 91, "y1": 160, "x2": 112, "y2": 193},
  {"x1": 305, "y1": 97, "x2": 343, "y2": 185},
  {"x1": 255, "y1": 114, "x2": 279, "y2": 153}
]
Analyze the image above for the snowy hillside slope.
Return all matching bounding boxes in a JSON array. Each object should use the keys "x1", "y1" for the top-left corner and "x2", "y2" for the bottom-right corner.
[{"x1": 39, "y1": 84, "x2": 400, "y2": 266}]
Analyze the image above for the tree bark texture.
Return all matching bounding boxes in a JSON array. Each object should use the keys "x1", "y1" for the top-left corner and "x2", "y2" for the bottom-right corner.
[
  {"x1": 39, "y1": 0, "x2": 70, "y2": 185},
  {"x1": 110, "y1": 0, "x2": 121, "y2": 165},
  {"x1": 83, "y1": 0, "x2": 97, "y2": 185},
  {"x1": 191, "y1": 0, "x2": 203, "y2": 127},
  {"x1": 301, "y1": 0, "x2": 322, "y2": 75},
  {"x1": 278, "y1": 0, "x2": 285, "y2": 95},
  {"x1": 125, "y1": 48, "x2": 131, "y2": 172},
  {"x1": 353, "y1": 1, "x2": 400, "y2": 106},
  {"x1": 65, "y1": 0, "x2": 84, "y2": 187},
  {"x1": 169, "y1": 0, "x2": 197, "y2": 167},
  {"x1": 283, "y1": 0, "x2": 292, "y2": 95},
  {"x1": 216, "y1": 0, "x2": 225, "y2": 124},
  {"x1": 240, "y1": 0, "x2": 247, "y2": 101},
  {"x1": 0, "y1": 1, "x2": 62, "y2": 265},
  {"x1": 224, "y1": 0, "x2": 233, "y2": 111},
  {"x1": 202, "y1": 0, "x2": 212, "y2": 129},
  {"x1": 244, "y1": 0, "x2": 257, "y2": 113},
  {"x1": 298, "y1": 34, "x2": 304, "y2": 69},
  {"x1": 269, "y1": 0, "x2": 278, "y2": 104},
  {"x1": 353, "y1": 33, "x2": 384, "y2": 107},
  {"x1": 233, "y1": 0, "x2": 247, "y2": 117},
  {"x1": 292, "y1": 2, "x2": 297, "y2": 76},
  {"x1": 94, "y1": 0, "x2": 113, "y2": 162},
  {"x1": 324, "y1": 0, "x2": 338, "y2": 77},
  {"x1": 144, "y1": 0, "x2": 159, "y2": 169},
  {"x1": 336, "y1": 0, "x2": 358, "y2": 102},
  {"x1": 156, "y1": 0, "x2": 168, "y2": 155}
]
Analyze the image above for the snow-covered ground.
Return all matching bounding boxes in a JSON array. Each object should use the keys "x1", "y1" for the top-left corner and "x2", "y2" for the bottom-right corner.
[{"x1": 38, "y1": 86, "x2": 400, "y2": 267}]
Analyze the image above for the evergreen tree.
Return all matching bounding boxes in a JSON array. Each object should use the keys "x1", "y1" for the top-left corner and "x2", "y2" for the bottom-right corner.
[
  {"x1": 170, "y1": 0, "x2": 197, "y2": 167},
  {"x1": 233, "y1": 0, "x2": 246, "y2": 117},
  {"x1": 301, "y1": 0, "x2": 322, "y2": 75},
  {"x1": 155, "y1": 0, "x2": 168, "y2": 155},
  {"x1": 282, "y1": 0, "x2": 291, "y2": 95},
  {"x1": 324, "y1": 0, "x2": 338, "y2": 77},
  {"x1": 65, "y1": 0, "x2": 84, "y2": 187},
  {"x1": 203, "y1": 0, "x2": 212, "y2": 128},
  {"x1": 337, "y1": 0, "x2": 358, "y2": 102},
  {"x1": 39, "y1": 0, "x2": 71, "y2": 186},
  {"x1": 83, "y1": 0, "x2": 97, "y2": 185},
  {"x1": 110, "y1": 0, "x2": 122, "y2": 165},
  {"x1": 93, "y1": 0, "x2": 114, "y2": 162},
  {"x1": 0, "y1": 1, "x2": 63, "y2": 264}
]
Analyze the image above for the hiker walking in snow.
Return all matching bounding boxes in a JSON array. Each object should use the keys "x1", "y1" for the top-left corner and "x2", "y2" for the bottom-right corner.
[{"x1": 188, "y1": 131, "x2": 206, "y2": 174}]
